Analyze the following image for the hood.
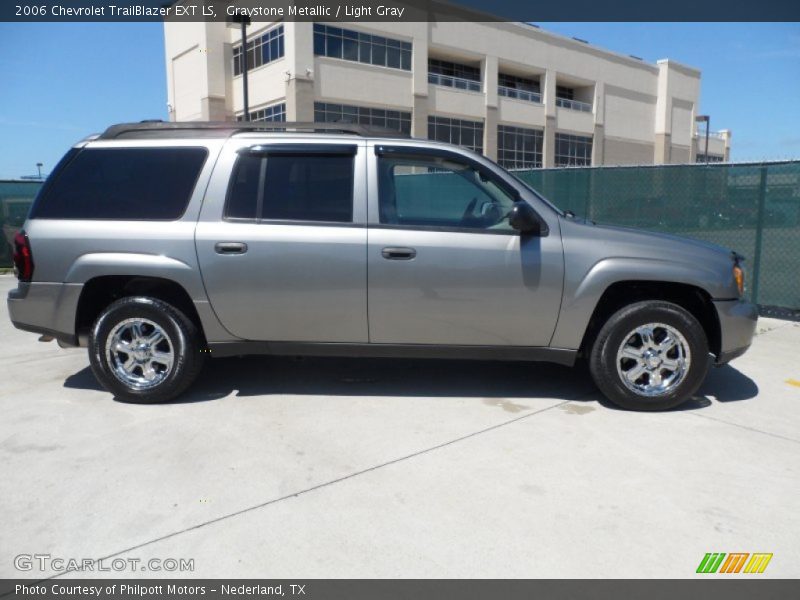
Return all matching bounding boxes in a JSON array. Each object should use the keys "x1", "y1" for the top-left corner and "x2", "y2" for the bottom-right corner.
[
  {"x1": 585, "y1": 220, "x2": 736, "y2": 261},
  {"x1": 559, "y1": 217, "x2": 741, "y2": 300}
]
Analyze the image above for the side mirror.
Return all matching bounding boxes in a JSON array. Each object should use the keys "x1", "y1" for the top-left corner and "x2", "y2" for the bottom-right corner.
[{"x1": 508, "y1": 201, "x2": 542, "y2": 235}]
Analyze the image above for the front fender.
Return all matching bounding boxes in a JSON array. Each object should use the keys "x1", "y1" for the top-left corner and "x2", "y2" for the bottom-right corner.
[{"x1": 550, "y1": 256, "x2": 729, "y2": 350}]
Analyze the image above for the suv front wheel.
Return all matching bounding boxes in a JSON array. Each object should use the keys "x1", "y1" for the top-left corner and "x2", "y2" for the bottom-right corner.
[
  {"x1": 589, "y1": 300, "x2": 710, "y2": 411},
  {"x1": 89, "y1": 297, "x2": 205, "y2": 403}
]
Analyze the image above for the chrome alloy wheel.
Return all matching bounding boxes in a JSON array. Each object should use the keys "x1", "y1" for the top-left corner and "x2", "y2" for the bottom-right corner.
[
  {"x1": 105, "y1": 318, "x2": 174, "y2": 390},
  {"x1": 615, "y1": 322, "x2": 691, "y2": 397}
]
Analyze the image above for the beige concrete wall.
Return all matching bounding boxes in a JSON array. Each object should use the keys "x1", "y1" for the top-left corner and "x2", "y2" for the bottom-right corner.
[
  {"x1": 496, "y1": 97, "x2": 546, "y2": 128},
  {"x1": 603, "y1": 85, "x2": 656, "y2": 144},
  {"x1": 170, "y1": 44, "x2": 204, "y2": 121},
  {"x1": 554, "y1": 107, "x2": 594, "y2": 136},
  {"x1": 164, "y1": 20, "x2": 728, "y2": 165},
  {"x1": 316, "y1": 58, "x2": 414, "y2": 107},
  {"x1": 603, "y1": 137, "x2": 655, "y2": 165},
  {"x1": 164, "y1": 21, "x2": 232, "y2": 121},
  {"x1": 654, "y1": 59, "x2": 701, "y2": 163},
  {"x1": 670, "y1": 145, "x2": 692, "y2": 164},
  {"x1": 428, "y1": 86, "x2": 485, "y2": 119},
  {"x1": 670, "y1": 98, "x2": 695, "y2": 148},
  {"x1": 231, "y1": 60, "x2": 287, "y2": 115}
]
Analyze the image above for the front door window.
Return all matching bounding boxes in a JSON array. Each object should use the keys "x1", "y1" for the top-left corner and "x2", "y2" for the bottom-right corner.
[{"x1": 377, "y1": 154, "x2": 516, "y2": 232}]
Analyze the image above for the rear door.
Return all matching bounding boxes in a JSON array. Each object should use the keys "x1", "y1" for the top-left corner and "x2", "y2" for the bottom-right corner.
[{"x1": 196, "y1": 138, "x2": 368, "y2": 342}]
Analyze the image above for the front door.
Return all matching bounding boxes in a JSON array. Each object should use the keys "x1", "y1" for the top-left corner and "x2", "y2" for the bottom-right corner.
[
  {"x1": 367, "y1": 146, "x2": 563, "y2": 347},
  {"x1": 196, "y1": 140, "x2": 368, "y2": 342}
]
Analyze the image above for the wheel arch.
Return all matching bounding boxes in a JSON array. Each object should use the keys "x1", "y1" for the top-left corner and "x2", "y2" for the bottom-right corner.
[
  {"x1": 75, "y1": 275, "x2": 206, "y2": 345},
  {"x1": 578, "y1": 280, "x2": 721, "y2": 359}
]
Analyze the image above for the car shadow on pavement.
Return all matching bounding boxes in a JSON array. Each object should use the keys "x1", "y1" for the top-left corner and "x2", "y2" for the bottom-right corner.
[
  {"x1": 694, "y1": 363, "x2": 760, "y2": 403},
  {"x1": 63, "y1": 356, "x2": 759, "y2": 410}
]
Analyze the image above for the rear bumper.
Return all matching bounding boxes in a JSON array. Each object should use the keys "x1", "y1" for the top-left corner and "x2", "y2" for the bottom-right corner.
[
  {"x1": 7, "y1": 281, "x2": 83, "y2": 346},
  {"x1": 713, "y1": 299, "x2": 758, "y2": 365}
]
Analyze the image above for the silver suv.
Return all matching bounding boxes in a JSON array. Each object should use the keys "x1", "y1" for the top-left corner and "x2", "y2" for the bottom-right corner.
[{"x1": 7, "y1": 122, "x2": 757, "y2": 410}]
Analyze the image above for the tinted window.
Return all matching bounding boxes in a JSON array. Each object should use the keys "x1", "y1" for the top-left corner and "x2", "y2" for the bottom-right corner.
[
  {"x1": 31, "y1": 147, "x2": 207, "y2": 220},
  {"x1": 226, "y1": 155, "x2": 261, "y2": 219},
  {"x1": 225, "y1": 153, "x2": 354, "y2": 223},
  {"x1": 378, "y1": 155, "x2": 515, "y2": 231}
]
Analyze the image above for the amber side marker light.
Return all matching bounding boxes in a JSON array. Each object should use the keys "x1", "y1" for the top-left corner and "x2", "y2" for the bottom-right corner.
[{"x1": 733, "y1": 264, "x2": 745, "y2": 297}]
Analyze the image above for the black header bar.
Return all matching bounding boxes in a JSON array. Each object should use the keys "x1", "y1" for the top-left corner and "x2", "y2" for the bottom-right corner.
[
  {"x1": 3, "y1": 0, "x2": 799, "y2": 22},
  {"x1": 2, "y1": 579, "x2": 800, "y2": 600}
]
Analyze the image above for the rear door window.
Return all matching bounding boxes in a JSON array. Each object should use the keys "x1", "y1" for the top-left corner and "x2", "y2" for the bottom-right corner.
[
  {"x1": 225, "y1": 148, "x2": 355, "y2": 223},
  {"x1": 30, "y1": 147, "x2": 208, "y2": 220}
]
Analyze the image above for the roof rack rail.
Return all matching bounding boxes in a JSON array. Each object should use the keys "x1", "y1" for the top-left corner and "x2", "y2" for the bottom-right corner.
[{"x1": 98, "y1": 120, "x2": 411, "y2": 140}]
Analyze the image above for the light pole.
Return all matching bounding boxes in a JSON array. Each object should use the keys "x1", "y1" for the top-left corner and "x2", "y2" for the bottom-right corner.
[
  {"x1": 231, "y1": 14, "x2": 252, "y2": 120},
  {"x1": 696, "y1": 115, "x2": 710, "y2": 163}
]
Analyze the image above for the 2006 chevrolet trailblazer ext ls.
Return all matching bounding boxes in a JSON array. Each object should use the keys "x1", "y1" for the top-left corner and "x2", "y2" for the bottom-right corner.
[{"x1": 7, "y1": 121, "x2": 757, "y2": 410}]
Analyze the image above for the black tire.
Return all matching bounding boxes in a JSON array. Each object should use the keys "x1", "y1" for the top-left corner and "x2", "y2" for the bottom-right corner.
[
  {"x1": 589, "y1": 300, "x2": 710, "y2": 411},
  {"x1": 89, "y1": 296, "x2": 205, "y2": 403}
]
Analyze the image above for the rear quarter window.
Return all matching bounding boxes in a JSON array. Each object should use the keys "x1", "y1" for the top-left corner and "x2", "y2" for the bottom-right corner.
[{"x1": 30, "y1": 147, "x2": 208, "y2": 220}]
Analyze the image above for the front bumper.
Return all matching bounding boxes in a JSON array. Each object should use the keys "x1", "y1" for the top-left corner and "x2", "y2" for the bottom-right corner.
[
  {"x1": 7, "y1": 281, "x2": 83, "y2": 346},
  {"x1": 713, "y1": 299, "x2": 758, "y2": 364}
]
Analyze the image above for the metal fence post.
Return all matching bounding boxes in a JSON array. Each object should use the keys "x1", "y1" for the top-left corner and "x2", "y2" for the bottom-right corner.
[
  {"x1": 750, "y1": 166, "x2": 768, "y2": 305},
  {"x1": 585, "y1": 169, "x2": 593, "y2": 221}
]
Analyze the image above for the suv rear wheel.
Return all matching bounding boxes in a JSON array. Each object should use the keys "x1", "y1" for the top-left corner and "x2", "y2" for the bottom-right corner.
[
  {"x1": 589, "y1": 300, "x2": 710, "y2": 411},
  {"x1": 89, "y1": 297, "x2": 205, "y2": 403}
]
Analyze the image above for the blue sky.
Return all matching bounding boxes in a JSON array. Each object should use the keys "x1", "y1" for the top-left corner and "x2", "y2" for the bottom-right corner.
[{"x1": 0, "y1": 21, "x2": 798, "y2": 178}]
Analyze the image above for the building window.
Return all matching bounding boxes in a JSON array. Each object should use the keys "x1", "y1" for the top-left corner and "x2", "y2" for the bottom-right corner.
[
  {"x1": 236, "y1": 103, "x2": 286, "y2": 123},
  {"x1": 555, "y1": 84, "x2": 592, "y2": 112},
  {"x1": 428, "y1": 116, "x2": 484, "y2": 154},
  {"x1": 314, "y1": 102, "x2": 411, "y2": 134},
  {"x1": 313, "y1": 24, "x2": 411, "y2": 70},
  {"x1": 233, "y1": 25, "x2": 284, "y2": 76},
  {"x1": 498, "y1": 73, "x2": 541, "y2": 104},
  {"x1": 556, "y1": 85, "x2": 574, "y2": 100},
  {"x1": 428, "y1": 59, "x2": 481, "y2": 92},
  {"x1": 497, "y1": 125, "x2": 543, "y2": 169},
  {"x1": 499, "y1": 73, "x2": 540, "y2": 93},
  {"x1": 696, "y1": 154, "x2": 724, "y2": 163},
  {"x1": 555, "y1": 133, "x2": 593, "y2": 167}
]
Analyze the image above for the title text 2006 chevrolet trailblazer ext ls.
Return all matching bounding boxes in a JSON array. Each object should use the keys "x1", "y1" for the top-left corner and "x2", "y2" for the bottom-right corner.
[{"x1": 8, "y1": 122, "x2": 757, "y2": 410}]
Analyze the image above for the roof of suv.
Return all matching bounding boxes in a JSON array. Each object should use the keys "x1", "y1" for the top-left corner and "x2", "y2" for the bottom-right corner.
[{"x1": 98, "y1": 121, "x2": 412, "y2": 141}]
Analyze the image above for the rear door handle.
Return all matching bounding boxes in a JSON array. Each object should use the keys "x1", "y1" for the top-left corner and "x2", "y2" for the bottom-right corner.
[
  {"x1": 381, "y1": 247, "x2": 416, "y2": 260},
  {"x1": 215, "y1": 242, "x2": 248, "y2": 255}
]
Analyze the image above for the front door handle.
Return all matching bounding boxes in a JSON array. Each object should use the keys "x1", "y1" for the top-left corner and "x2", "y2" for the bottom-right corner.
[
  {"x1": 381, "y1": 247, "x2": 416, "y2": 260},
  {"x1": 215, "y1": 242, "x2": 248, "y2": 255}
]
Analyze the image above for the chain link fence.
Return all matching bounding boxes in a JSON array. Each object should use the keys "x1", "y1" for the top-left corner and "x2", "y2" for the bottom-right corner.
[
  {"x1": 515, "y1": 161, "x2": 800, "y2": 316},
  {"x1": 0, "y1": 180, "x2": 43, "y2": 268},
  {"x1": 2, "y1": 161, "x2": 799, "y2": 315}
]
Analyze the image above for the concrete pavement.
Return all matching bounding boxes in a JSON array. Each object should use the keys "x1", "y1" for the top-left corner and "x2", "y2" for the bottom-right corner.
[{"x1": 0, "y1": 274, "x2": 798, "y2": 578}]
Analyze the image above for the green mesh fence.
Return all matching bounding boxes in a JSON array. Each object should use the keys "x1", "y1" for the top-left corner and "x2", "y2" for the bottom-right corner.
[
  {"x1": 1, "y1": 163, "x2": 799, "y2": 313},
  {"x1": 0, "y1": 180, "x2": 43, "y2": 268},
  {"x1": 514, "y1": 161, "x2": 800, "y2": 312}
]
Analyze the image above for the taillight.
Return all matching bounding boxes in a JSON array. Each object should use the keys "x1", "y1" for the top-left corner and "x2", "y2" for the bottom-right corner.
[{"x1": 12, "y1": 231, "x2": 34, "y2": 282}]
